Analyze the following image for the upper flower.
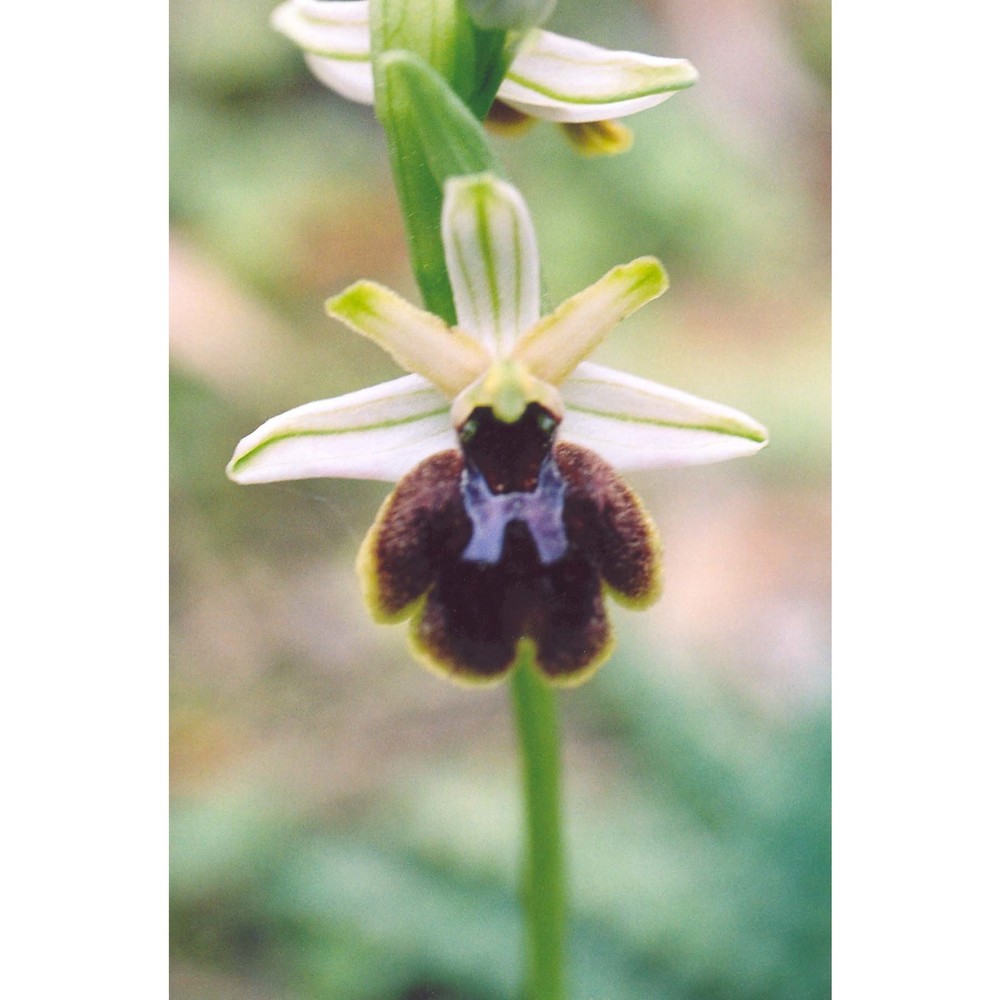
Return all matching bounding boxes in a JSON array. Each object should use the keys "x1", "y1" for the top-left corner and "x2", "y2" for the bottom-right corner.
[
  {"x1": 270, "y1": 0, "x2": 698, "y2": 153},
  {"x1": 227, "y1": 173, "x2": 767, "y2": 684}
]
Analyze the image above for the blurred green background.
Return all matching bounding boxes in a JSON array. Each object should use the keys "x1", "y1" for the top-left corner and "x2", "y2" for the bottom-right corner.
[{"x1": 169, "y1": 0, "x2": 831, "y2": 997}]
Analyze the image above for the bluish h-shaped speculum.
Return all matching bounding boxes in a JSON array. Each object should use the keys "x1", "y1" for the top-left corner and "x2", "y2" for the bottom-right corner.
[{"x1": 460, "y1": 452, "x2": 568, "y2": 566}]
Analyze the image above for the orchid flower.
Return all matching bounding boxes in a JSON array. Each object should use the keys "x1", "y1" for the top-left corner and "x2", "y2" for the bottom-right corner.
[
  {"x1": 271, "y1": 0, "x2": 698, "y2": 154},
  {"x1": 227, "y1": 174, "x2": 766, "y2": 685}
]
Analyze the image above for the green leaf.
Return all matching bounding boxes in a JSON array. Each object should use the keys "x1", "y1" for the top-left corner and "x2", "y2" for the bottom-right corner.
[{"x1": 376, "y1": 49, "x2": 507, "y2": 322}]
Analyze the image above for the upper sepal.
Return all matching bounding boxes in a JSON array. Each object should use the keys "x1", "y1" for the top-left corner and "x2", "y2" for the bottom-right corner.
[{"x1": 442, "y1": 172, "x2": 541, "y2": 355}]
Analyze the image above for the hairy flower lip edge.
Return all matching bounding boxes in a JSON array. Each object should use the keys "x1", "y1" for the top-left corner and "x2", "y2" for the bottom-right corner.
[
  {"x1": 271, "y1": 0, "x2": 699, "y2": 123},
  {"x1": 355, "y1": 439, "x2": 666, "y2": 685}
]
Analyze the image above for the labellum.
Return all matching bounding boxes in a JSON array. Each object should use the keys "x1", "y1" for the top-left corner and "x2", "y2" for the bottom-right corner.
[{"x1": 359, "y1": 404, "x2": 662, "y2": 685}]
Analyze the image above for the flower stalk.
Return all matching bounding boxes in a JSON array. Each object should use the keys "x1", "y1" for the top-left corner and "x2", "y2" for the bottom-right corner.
[{"x1": 512, "y1": 649, "x2": 567, "y2": 1000}]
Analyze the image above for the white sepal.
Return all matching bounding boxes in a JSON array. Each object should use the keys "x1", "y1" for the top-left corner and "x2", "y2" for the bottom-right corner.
[
  {"x1": 303, "y1": 52, "x2": 376, "y2": 103},
  {"x1": 442, "y1": 173, "x2": 541, "y2": 355},
  {"x1": 271, "y1": 1, "x2": 373, "y2": 102},
  {"x1": 499, "y1": 29, "x2": 698, "y2": 123},
  {"x1": 270, "y1": 0, "x2": 370, "y2": 53},
  {"x1": 226, "y1": 374, "x2": 454, "y2": 484},
  {"x1": 559, "y1": 362, "x2": 768, "y2": 469}
]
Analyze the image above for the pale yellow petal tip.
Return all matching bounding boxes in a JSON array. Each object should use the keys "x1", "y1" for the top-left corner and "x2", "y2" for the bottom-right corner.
[
  {"x1": 324, "y1": 280, "x2": 384, "y2": 323},
  {"x1": 325, "y1": 281, "x2": 490, "y2": 398},
  {"x1": 561, "y1": 120, "x2": 634, "y2": 156},
  {"x1": 624, "y1": 255, "x2": 670, "y2": 300}
]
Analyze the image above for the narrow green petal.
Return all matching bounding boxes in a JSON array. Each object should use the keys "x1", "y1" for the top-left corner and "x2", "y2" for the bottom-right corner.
[
  {"x1": 512, "y1": 257, "x2": 668, "y2": 385},
  {"x1": 226, "y1": 374, "x2": 454, "y2": 484},
  {"x1": 559, "y1": 362, "x2": 769, "y2": 469},
  {"x1": 499, "y1": 29, "x2": 698, "y2": 123},
  {"x1": 442, "y1": 173, "x2": 541, "y2": 355},
  {"x1": 326, "y1": 281, "x2": 490, "y2": 397}
]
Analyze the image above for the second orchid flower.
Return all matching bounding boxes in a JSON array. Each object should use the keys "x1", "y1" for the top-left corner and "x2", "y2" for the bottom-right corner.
[{"x1": 271, "y1": 0, "x2": 699, "y2": 153}]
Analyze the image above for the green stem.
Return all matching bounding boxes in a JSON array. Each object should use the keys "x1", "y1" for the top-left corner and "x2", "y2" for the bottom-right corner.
[{"x1": 511, "y1": 651, "x2": 567, "y2": 1000}]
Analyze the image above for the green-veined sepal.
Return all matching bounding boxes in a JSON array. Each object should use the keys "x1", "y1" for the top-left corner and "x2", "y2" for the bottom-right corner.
[
  {"x1": 442, "y1": 172, "x2": 540, "y2": 355},
  {"x1": 226, "y1": 375, "x2": 454, "y2": 484},
  {"x1": 497, "y1": 29, "x2": 698, "y2": 123},
  {"x1": 559, "y1": 362, "x2": 768, "y2": 469}
]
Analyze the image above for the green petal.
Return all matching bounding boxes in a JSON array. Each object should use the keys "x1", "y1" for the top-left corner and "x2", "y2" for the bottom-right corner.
[
  {"x1": 512, "y1": 257, "x2": 668, "y2": 385},
  {"x1": 326, "y1": 280, "x2": 490, "y2": 397},
  {"x1": 499, "y1": 28, "x2": 698, "y2": 123},
  {"x1": 442, "y1": 172, "x2": 541, "y2": 355},
  {"x1": 559, "y1": 362, "x2": 769, "y2": 469},
  {"x1": 226, "y1": 375, "x2": 454, "y2": 484}
]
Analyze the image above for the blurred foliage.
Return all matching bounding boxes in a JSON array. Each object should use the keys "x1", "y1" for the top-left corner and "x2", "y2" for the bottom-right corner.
[{"x1": 170, "y1": 0, "x2": 831, "y2": 997}]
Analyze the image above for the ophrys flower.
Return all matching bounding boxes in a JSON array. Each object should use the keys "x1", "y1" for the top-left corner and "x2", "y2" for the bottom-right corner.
[
  {"x1": 227, "y1": 173, "x2": 767, "y2": 684},
  {"x1": 270, "y1": 0, "x2": 698, "y2": 154}
]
